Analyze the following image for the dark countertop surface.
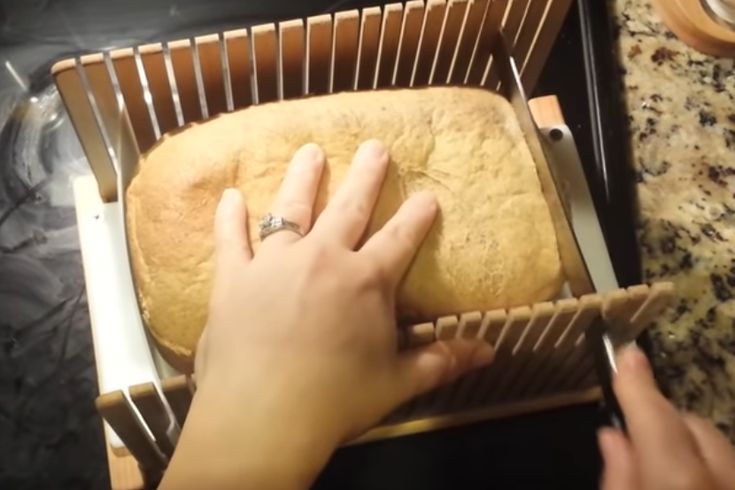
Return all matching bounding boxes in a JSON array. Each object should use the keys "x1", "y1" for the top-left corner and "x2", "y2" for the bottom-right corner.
[{"x1": 0, "y1": 0, "x2": 666, "y2": 488}]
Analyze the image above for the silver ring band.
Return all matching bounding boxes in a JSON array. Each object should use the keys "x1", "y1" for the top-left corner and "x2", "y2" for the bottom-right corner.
[{"x1": 258, "y1": 213, "x2": 303, "y2": 241}]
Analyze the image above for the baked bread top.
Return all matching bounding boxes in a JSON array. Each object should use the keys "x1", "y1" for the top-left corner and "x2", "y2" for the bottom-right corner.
[{"x1": 126, "y1": 87, "x2": 564, "y2": 372}]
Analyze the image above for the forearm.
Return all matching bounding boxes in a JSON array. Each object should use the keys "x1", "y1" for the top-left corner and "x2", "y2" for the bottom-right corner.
[{"x1": 160, "y1": 386, "x2": 335, "y2": 490}]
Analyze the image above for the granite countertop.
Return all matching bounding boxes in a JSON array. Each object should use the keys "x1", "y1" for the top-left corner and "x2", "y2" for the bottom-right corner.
[{"x1": 610, "y1": 0, "x2": 735, "y2": 440}]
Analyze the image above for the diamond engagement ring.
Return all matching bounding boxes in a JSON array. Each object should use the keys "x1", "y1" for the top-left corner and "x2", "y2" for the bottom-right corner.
[{"x1": 258, "y1": 213, "x2": 303, "y2": 241}]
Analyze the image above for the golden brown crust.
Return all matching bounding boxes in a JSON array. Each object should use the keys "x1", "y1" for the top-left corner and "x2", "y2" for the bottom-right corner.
[{"x1": 126, "y1": 87, "x2": 564, "y2": 372}]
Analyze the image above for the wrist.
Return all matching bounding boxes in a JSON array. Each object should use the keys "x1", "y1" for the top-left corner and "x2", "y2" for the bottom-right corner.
[{"x1": 162, "y1": 382, "x2": 337, "y2": 489}]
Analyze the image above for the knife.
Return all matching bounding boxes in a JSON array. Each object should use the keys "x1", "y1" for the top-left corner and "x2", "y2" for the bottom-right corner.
[{"x1": 494, "y1": 34, "x2": 627, "y2": 430}]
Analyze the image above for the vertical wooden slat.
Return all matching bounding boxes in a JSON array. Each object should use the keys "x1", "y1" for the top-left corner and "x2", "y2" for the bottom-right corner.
[
  {"x1": 195, "y1": 35, "x2": 227, "y2": 117},
  {"x1": 506, "y1": 298, "x2": 578, "y2": 399},
  {"x1": 533, "y1": 294, "x2": 602, "y2": 395},
  {"x1": 394, "y1": 0, "x2": 426, "y2": 87},
  {"x1": 332, "y1": 10, "x2": 360, "y2": 92},
  {"x1": 138, "y1": 43, "x2": 178, "y2": 134},
  {"x1": 129, "y1": 383, "x2": 175, "y2": 458},
  {"x1": 406, "y1": 322, "x2": 436, "y2": 347},
  {"x1": 417, "y1": 316, "x2": 461, "y2": 415},
  {"x1": 110, "y1": 48, "x2": 157, "y2": 153},
  {"x1": 251, "y1": 25, "x2": 278, "y2": 103},
  {"x1": 375, "y1": 3, "x2": 404, "y2": 88},
  {"x1": 306, "y1": 14, "x2": 333, "y2": 95},
  {"x1": 161, "y1": 376, "x2": 194, "y2": 428},
  {"x1": 466, "y1": 0, "x2": 508, "y2": 84},
  {"x1": 503, "y1": 0, "x2": 532, "y2": 47},
  {"x1": 411, "y1": 0, "x2": 447, "y2": 86},
  {"x1": 629, "y1": 282, "x2": 675, "y2": 335},
  {"x1": 602, "y1": 288, "x2": 631, "y2": 343},
  {"x1": 489, "y1": 302, "x2": 554, "y2": 402},
  {"x1": 53, "y1": 60, "x2": 117, "y2": 202},
  {"x1": 448, "y1": 0, "x2": 488, "y2": 84},
  {"x1": 96, "y1": 391, "x2": 165, "y2": 472},
  {"x1": 79, "y1": 55, "x2": 141, "y2": 192},
  {"x1": 279, "y1": 20, "x2": 305, "y2": 99},
  {"x1": 471, "y1": 306, "x2": 532, "y2": 406},
  {"x1": 431, "y1": 0, "x2": 469, "y2": 84},
  {"x1": 448, "y1": 309, "x2": 507, "y2": 410},
  {"x1": 458, "y1": 311, "x2": 483, "y2": 339},
  {"x1": 167, "y1": 39, "x2": 203, "y2": 123},
  {"x1": 224, "y1": 29, "x2": 253, "y2": 109},
  {"x1": 512, "y1": 0, "x2": 550, "y2": 71},
  {"x1": 521, "y1": 0, "x2": 573, "y2": 90},
  {"x1": 356, "y1": 7, "x2": 382, "y2": 90}
]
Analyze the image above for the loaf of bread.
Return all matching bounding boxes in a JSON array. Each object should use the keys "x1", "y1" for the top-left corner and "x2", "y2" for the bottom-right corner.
[{"x1": 126, "y1": 87, "x2": 564, "y2": 372}]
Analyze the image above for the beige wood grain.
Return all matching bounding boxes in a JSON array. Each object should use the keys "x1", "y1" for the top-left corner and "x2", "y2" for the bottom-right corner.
[
  {"x1": 412, "y1": 0, "x2": 447, "y2": 86},
  {"x1": 431, "y1": 0, "x2": 469, "y2": 84},
  {"x1": 251, "y1": 25, "x2": 278, "y2": 103},
  {"x1": 375, "y1": 3, "x2": 404, "y2": 88},
  {"x1": 356, "y1": 7, "x2": 382, "y2": 89},
  {"x1": 467, "y1": 0, "x2": 507, "y2": 84},
  {"x1": 458, "y1": 311, "x2": 483, "y2": 339},
  {"x1": 629, "y1": 282, "x2": 675, "y2": 336},
  {"x1": 167, "y1": 39, "x2": 203, "y2": 123},
  {"x1": 96, "y1": 391, "x2": 165, "y2": 472},
  {"x1": 307, "y1": 14, "x2": 333, "y2": 95},
  {"x1": 161, "y1": 376, "x2": 194, "y2": 428},
  {"x1": 407, "y1": 322, "x2": 436, "y2": 347},
  {"x1": 521, "y1": 0, "x2": 573, "y2": 90},
  {"x1": 395, "y1": 0, "x2": 426, "y2": 86},
  {"x1": 354, "y1": 386, "x2": 602, "y2": 444},
  {"x1": 138, "y1": 43, "x2": 178, "y2": 134},
  {"x1": 129, "y1": 383, "x2": 175, "y2": 458},
  {"x1": 106, "y1": 442, "x2": 145, "y2": 490},
  {"x1": 224, "y1": 29, "x2": 253, "y2": 109},
  {"x1": 280, "y1": 20, "x2": 305, "y2": 99},
  {"x1": 110, "y1": 48, "x2": 157, "y2": 153},
  {"x1": 332, "y1": 10, "x2": 360, "y2": 92},
  {"x1": 53, "y1": 61, "x2": 118, "y2": 202},
  {"x1": 449, "y1": 0, "x2": 488, "y2": 83},
  {"x1": 651, "y1": 0, "x2": 735, "y2": 58},
  {"x1": 602, "y1": 288, "x2": 631, "y2": 342}
]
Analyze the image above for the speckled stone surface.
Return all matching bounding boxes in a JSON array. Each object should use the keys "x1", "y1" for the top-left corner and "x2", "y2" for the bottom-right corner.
[{"x1": 610, "y1": 0, "x2": 735, "y2": 439}]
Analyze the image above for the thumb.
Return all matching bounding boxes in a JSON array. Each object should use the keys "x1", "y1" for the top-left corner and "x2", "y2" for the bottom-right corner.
[
  {"x1": 598, "y1": 428, "x2": 638, "y2": 490},
  {"x1": 214, "y1": 188, "x2": 253, "y2": 271},
  {"x1": 394, "y1": 340, "x2": 494, "y2": 404}
]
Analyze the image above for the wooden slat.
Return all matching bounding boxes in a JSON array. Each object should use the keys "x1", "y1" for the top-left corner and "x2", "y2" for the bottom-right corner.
[
  {"x1": 356, "y1": 7, "x2": 383, "y2": 90},
  {"x1": 375, "y1": 3, "x2": 404, "y2": 88},
  {"x1": 489, "y1": 302, "x2": 554, "y2": 401},
  {"x1": 406, "y1": 322, "x2": 436, "y2": 347},
  {"x1": 224, "y1": 29, "x2": 253, "y2": 109},
  {"x1": 466, "y1": 0, "x2": 508, "y2": 84},
  {"x1": 96, "y1": 391, "x2": 165, "y2": 472},
  {"x1": 629, "y1": 282, "x2": 675, "y2": 336},
  {"x1": 458, "y1": 311, "x2": 483, "y2": 339},
  {"x1": 332, "y1": 10, "x2": 360, "y2": 92},
  {"x1": 195, "y1": 35, "x2": 227, "y2": 117},
  {"x1": 306, "y1": 14, "x2": 333, "y2": 95},
  {"x1": 129, "y1": 383, "x2": 175, "y2": 458},
  {"x1": 167, "y1": 39, "x2": 203, "y2": 123},
  {"x1": 161, "y1": 376, "x2": 193, "y2": 428},
  {"x1": 447, "y1": 309, "x2": 507, "y2": 410},
  {"x1": 279, "y1": 20, "x2": 305, "y2": 99},
  {"x1": 602, "y1": 288, "x2": 631, "y2": 343},
  {"x1": 394, "y1": 0, "x2": 425, "y2": 86},
  {"x1": 512, "y1": 0, "x2": 551, "y2": 71},
  {"x1": 105, "y1": 442, "x2": 144, "y2": 490},
  {"x1": 52, "y1": 60, "x2": 117, "y2": 202},
  {"x1": 532, "y1": 294, "x2": 602, "y2": 395},
  {"x1": 505, "y1": 298, "x2": 578, "y2": 399},
  {"x1": 448, "y1": 0, "x2": 488, "y2": 84},
  {"x1": 431, "y1": 0, "x2": 469, "y2": 84},
  {"x1": 110, "y1": 48, "x2": 156, "y2": 153},
  {"x1": 612, "y1": 284, "x2": 652, "y2": 343},
  {"x1": 521, "y1": 0, "x2": 573, "y2": 90},
  {"x1": 503, "y1": 0, "x2": 532, "y2": 47},
  {"x1": 470, "y1": 306, "x2": 531, "y2": 406},
  {"x1": 138, "y1": 43, "x2": 178, "y2": 134},
  {"x1": 251, "y1": 25, "x2": 278, "y2": 103},
  {"x1": 411, "y1": 0, "x2": 447, "y2": 86}
]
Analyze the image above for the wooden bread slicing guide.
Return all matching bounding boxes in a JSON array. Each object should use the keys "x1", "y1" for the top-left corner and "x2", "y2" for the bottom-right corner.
[{"x1": 51, "y1": 0, "x2": 674, "y2": 487}]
